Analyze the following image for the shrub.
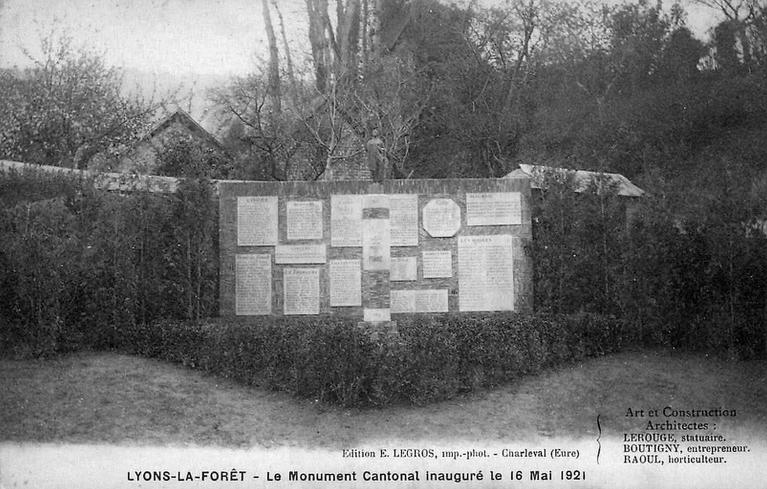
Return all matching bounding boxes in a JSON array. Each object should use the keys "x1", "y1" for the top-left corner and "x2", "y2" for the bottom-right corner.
[
  {"x1": 0, "y1": 170, "x2": 219, "y2": 357},
  {"x1": 0, "y1": 197, "x2": 80, "y2": 356},
  {"x1": 528, "y1": 169, "x2": 628, "y2": 316},
  {"x1": 117, "y1": 312, "x2": 635, "y2": 408},
  {"x1": 529, "y1": 166, "x2": 767, "y2": 359},
  {"x1": 0, "y1": 166, "x2": 92, "y2": 208}
]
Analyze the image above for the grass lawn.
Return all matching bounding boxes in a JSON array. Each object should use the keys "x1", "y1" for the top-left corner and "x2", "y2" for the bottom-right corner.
[{"x1": 1, "y1": 349, "x2": 765, "y2": 448}]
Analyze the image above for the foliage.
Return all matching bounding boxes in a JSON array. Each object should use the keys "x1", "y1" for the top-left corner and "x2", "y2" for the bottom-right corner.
[
  {"x1": 214, "y1": 52, "x2": 423, "y2": 181},
  {"x1": 155, "y1": 133, "x2": 232, "y2": 179},
  {"x1": 695, "y1": 0, "x2": 767, "y2": 74},
  {"x1": 0, "y1": 170, "x2": 218, "y2": 357},
  {"x1": 529, "y1": 166, "x2": 767, "y2": 359},
  {"x1": 0, "y1": 166, "x2": 93, "y2": 208},
  {"x1": 117, "y1": 312, "x2": 635, "y2": 408},
  {"x1": 0, "y1": 197, "x2": 76, "y2": 356},
  {"x1": 209, "y1": 0, "x2": 767, "y2": 182},
  {"x1": 528, "y1": 169, "x2": 628, "y2": 315},
  {"x1": 0, "y1": 31, "x2": 161, "y2": 168}
]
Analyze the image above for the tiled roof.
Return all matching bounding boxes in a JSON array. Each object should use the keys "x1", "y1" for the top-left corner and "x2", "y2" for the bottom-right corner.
[
  {"x1": 140, "y1": 109, "x2": 224, "y2": 150},
  {"x1": 507, "y1": 164, "x2": 645, "y2": 197}
]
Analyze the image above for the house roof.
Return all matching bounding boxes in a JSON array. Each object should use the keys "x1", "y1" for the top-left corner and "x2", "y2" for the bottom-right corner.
[
  {"x1": 505, "y1": 164, "x2": 645, "y2": 198},
  {"x1": 140, "y1": 109, "x2": 224, "y2": 150}
]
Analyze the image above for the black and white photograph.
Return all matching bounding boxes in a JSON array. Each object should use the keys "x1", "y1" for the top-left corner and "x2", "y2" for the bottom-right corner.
[{"x1": 0, "y1": 0, "x2": 765, "y2": 487}]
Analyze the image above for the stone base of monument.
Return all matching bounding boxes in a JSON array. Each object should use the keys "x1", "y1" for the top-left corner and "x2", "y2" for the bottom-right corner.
[{"x1": 357, "y1": 321, "x2": 399, "y2": 341}]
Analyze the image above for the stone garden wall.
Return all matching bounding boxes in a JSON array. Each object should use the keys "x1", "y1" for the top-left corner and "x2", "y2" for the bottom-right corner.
[{"x1": 218, "y1": 177, "x2": 532, "y2": 320}]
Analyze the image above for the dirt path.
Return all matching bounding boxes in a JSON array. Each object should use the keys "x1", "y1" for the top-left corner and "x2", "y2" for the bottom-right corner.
[{"x1": 1, "y1": 350, "x2": 765, "y2": 448}]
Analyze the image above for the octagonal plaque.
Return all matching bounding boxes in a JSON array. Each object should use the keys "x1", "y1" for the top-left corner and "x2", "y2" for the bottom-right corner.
[{"x1": 422, "y1": 198, "x2": 461, "y2": 237}]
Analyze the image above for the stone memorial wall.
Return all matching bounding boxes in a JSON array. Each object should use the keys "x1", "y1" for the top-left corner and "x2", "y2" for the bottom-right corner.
[{"x1": 219, "y1": 177, "x2": 532, "y2": 320}]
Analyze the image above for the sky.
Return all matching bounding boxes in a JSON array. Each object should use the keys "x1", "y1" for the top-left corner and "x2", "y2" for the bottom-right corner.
[
  {"x1": 0, "y1": 0, "x2": 309, "y2": 76},
  {"x1": 0, "y1": 0, "x2": 723, "y2": 78}
]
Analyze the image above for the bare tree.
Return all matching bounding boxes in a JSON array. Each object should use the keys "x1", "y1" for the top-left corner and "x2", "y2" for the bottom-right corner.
[
  {"x1": 0, "y1": 29, "x2": 168, "y2": 168},
  {"x1": 262, "y1": 0, "x2": 282, "y2": 113},
  {"x1": 297, "y1": 83, "x2": 363, "y2": 179},
  {"x1": 339, "y1": 0, "x2": 362, "y2": 80},
  {"x1": 693, "y1": 0, "x2": 766, "y2": 69},
  {"x1": 271, "y1": 0, "x2": 297, "y2": 99},
  {"x1": 306, "y1": 0, "x2": 333, "y2": 92}
]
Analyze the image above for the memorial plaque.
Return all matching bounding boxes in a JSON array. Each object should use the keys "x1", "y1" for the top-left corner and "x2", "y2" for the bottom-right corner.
[
  {"x1": 391, "y1": 289, "x2": 449, "y2": 313},
  {"x1": 364, "y1": 308, "x2": 391, "y2": 322},
  {"x1": 287, "y1": 200, "x2": 323, "y2": 240},
  {"x1": 390, "y1": 290, "x2": 414, "y2": 314},
  {"x1": 422, "y1": 250, "x2": 453, "y2": 278},
  {"x1": 330, "y1": 195, "x2": 362, "y2": 247},
  {"x1": 362, "y1": 195, "x2": 391, "y2": 271},
  {"x1": 237, "y1": 196, "x2": 278, "y2": 246},
  {"x1": 414, "y1": 289, "x2": 449, "y2": 313},
  {"x1": 458, "y1": 234, "x2": 514, "y2": 311},
  {"x1": 329, "y1": 259, "x2": 361, "y2": 306},
  {"x1": 389, "y1": 194, "x2": 419, "y2": 246},
  {"x1": 274, "y1": 244, "x2": 326, "y2": 264},
  {"x1": 390, "y1": 256, "x2": 417, "y2": 281},
  {"x1": 466, "y1": 192, "x2": 522, "y2": 226},
  {"x1": 235, "y1": 253, "x2": 272, "y2": 315},
  {"x1": 422, "y1": 198, "x2": 461, "y2": 237},
  {"x1": 283, "y1": 267, "x2": 320, "y2": 315}
]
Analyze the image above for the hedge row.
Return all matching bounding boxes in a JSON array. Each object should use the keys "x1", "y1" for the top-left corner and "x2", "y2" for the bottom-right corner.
[
  {"x1": 0, "y1": 168, "x2": 218, "y2": 357},
  {"x1": 529, "y1": 169, "x2": 767, "y2": 359},
  {"x1": 118, "y1": 312, "x2": 635, "y2": 407}
]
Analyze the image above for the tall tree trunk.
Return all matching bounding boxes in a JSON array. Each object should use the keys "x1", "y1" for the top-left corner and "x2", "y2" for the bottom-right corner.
[
  {"x1": 322, "y1": 2, "x2": 340, "y2": 63},
  {"x1": 306, "y1": 0, "x2": 331, "y2": 92},
  {"x1": 271, "y1": 0, "x2": 296, "y2": 101},
  {"x1": 372, "y1": 0, "x2": 383, "y2": 54},
  {"x1": 337, "y1": 0, "x2": 345, "y2": 47},
  {"x1": 502, "y1": 0, "x2": 535, "y2": 116},
  {"x1": 262, "y1": 0, "x2": 281, "y2": 113},
  {"x1": 739, "y1": 21, "x2": 753, "y2": 71},
  {"x1": 361, "y1": 0, "x2": 369, "y2": 72},
  {"x1": 340, "y1": 0, "x2": 361, "y2": 81}
]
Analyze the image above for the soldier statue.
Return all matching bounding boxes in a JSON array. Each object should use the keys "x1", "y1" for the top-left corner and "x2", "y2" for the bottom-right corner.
[{"x1": 366, "y1": 131, "x2": 389, "y2": 182}]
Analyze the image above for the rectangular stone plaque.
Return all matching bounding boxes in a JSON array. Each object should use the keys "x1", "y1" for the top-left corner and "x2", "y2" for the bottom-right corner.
[
  {"x1": 389, "y1": 290, "x2": 413, "y2": 314},
  {"x1": 466, "y1": 192, "x2": 522, "y2": 226},
  {"x1": 274, "y1": 244, "x2": 326, "y2": 264},
  {"x1": 391, "y1": 289, "x2": 449, "y2": 313},
  {"x1": 329, "y1": 259, "x2": 361, "y2": 306},
  {"x1": 287, "y1": 200, "x2": 323, "y2": 240},
  {"x1": 363, "y1": 308, "x2": 391, "y2": 322},
  {"x1": 283, "y1": 267, "x2": 320, "y2": 315},
  {"x1": 390, "y1": 256, "x2": 417, "y2": 281},
  {"x1": 458, "y1": 234, "x2": 514, "y2": 311},
  {"x1": 237, "y1": 196, "x2": 278, "y2": 246},
  {"x1": 422, "y1": 250, "x2": 453, "y2": 278},
  {"x1": 330, "y1": 195, "x2": 362, "y2": 247},
  {"x1": 389, "y1": 194, "x2": 418, "y2": 247},
  {"x1": 235, "y1": 253, "x2": 271, "y2": 315}
]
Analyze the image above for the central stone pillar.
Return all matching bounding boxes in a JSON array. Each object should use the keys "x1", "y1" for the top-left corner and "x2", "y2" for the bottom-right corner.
[{"x1": 361, "y1": 192, "x2": 391, "y2": 323}]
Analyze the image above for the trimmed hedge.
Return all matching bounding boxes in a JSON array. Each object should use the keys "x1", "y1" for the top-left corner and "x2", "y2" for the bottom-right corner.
[
  {"x1": 0, "y1": 170, "x2": 218, "y2": 357},
  {"x1": 118, "y1": 312, "x2": 636, "y2": 407},
  {"x1": 529, "y1": 168, "x2": 767, "y2": 359}
]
